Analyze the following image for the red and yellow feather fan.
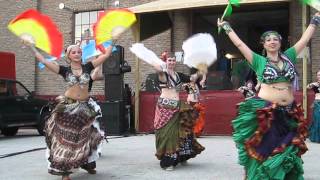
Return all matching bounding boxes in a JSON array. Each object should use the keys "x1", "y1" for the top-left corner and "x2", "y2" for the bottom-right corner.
[
  {"x1": 8, "y1": 9, "x2": 63, "y2": 58},
  {"x1": 93, "y1": 9, "x2": 136, "y2": 47}
]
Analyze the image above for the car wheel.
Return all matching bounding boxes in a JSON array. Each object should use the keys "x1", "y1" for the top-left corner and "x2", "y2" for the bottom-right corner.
[{"x1": 1, "y1": 127, "x2": 19, "y2": 136}]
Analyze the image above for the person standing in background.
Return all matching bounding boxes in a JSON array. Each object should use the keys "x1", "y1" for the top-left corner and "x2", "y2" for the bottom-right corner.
[{"x1": 307, "y1": 69, "x2": 320, "y2": 143}]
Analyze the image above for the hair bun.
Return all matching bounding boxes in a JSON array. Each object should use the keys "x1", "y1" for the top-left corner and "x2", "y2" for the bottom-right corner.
[{"x1": 160, "y1": 51, "x2": 168, "y2": 61}]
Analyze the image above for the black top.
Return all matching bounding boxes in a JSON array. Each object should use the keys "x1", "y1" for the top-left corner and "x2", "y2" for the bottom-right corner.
[
  {"x1": 311, "y1": 83, "x2": 320, "y2": 93},
  {"x1": 58, "y1": 62, "x2": 94, "y2": 88},
  {"x1": 243, "y1": 89, "x2": 256, "y2": 99},
  {"x1": 88, "y1": 79, "x2": 94, "y2": 92},
  {"x1": 158, "y1": 72, "x2": 190, "y2": 89}
]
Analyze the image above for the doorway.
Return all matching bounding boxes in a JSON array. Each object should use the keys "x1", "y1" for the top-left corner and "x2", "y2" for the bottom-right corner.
[{"x1": 192, "y1": 2, "x2": 289, "y2": 89}]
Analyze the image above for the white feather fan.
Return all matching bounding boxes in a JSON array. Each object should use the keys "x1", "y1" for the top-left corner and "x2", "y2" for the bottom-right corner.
[
  {"x1": 182, "y1": 33, "x2": 217, "y2": 74},
  {"x1": 130, "y1": 43, "x2": 165, "y2": 66}
]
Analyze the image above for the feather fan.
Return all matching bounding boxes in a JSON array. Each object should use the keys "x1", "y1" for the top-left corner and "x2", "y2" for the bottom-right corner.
[
  {"x1": 182, "y1": 33, "x2": 217, "y2": 74},
  {"x1": 130, "y1": 43, "x2": 165, "y2": 66}
]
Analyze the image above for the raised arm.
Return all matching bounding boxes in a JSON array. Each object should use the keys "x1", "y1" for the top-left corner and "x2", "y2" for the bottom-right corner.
[
  {"x1": 91, "y1": 45, "x2": 113, "y2": 68},
  {"x1": 130, "y1": 43, "x2": 166, "y2": 72},
  {"x1": 151, "y1": 63, "x2": 165, "y2": 72},
  {"x1": 199, "y1": 73, "x2": 207, "y2": 88},
  {"x1": 293, "y1": 12, "x2": 320, "y2": 55},
  {"x1": 27, "y1": 44, "x2": 60, "y2": 74},
  {"x1": 91, "y1": 65, "x2": 104, "y2": 81},
  {"x1": 217, "y1": 19, "x2": 254, "y2": 64},
  {"x1": 255, "y1": 80, "x2": 261, "y2": 91},
  {"x1": 142, "y1": 52, "x2": 166, "y2": 72}
]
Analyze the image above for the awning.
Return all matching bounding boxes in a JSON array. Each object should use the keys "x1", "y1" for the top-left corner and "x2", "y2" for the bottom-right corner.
[{"x1": 129, "y1": 0, "x2": 290, "y2": 14}]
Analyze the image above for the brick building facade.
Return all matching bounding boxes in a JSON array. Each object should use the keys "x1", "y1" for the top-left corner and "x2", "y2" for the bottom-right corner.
[{"x1": 0, "y1": 0, "x2": 319, "y2": 96}]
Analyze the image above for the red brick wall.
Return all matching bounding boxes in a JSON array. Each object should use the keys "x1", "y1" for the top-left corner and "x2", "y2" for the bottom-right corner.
[
  {"x1": 1, "y1": 0, "x2": 319, "y2": 95},
  {"x1": 0, "y1": 0, "x2": 37, "y2": 91}
]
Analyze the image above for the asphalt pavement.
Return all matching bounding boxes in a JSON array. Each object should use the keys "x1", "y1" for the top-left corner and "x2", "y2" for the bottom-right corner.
[{"x1": 0, "y1": 129, "x2": 319, "y2": 180}]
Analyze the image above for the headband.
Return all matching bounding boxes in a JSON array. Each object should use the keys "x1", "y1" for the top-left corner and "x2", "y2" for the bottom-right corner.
[
  {"x1": 260, "y1": 31, "x2": 282, "y2": 44},
  {"x1": 66, "y1": 44, "x2": 80, "y2": 59}
]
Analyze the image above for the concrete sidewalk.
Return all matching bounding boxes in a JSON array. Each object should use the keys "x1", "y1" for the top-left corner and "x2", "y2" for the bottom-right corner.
[{"x1": 0, "y1": 130, "x2": 319, "y2": 180}]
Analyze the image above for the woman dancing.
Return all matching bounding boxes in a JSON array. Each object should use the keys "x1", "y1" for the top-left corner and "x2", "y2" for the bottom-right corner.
[
  {"x1": 25, "y1": 42, "x2": 114, "y2": 180},
  {"x1": 130, "y1": 44, "x2": 205, "y2": 171},
  {"x1": 237, "y1": 80, "x2": 256, "y2": 100},
  {"x1": 184, "y1": 71, "x2": 206, "y2": 137},
  {"x1": 218, "y1": 12, "x2": 320, "y2": 179}
]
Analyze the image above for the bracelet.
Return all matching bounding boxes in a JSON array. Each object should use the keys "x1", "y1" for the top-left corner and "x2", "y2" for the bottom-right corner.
[
  {"x1": 310, "y1": 15, "x2": 320, "y2": 26},
  {"x1": 221, "y1": 22, "x2": 233, "y2": 34}
]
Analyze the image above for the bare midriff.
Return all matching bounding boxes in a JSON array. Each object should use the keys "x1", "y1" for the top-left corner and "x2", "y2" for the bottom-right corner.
[
  {"x1": 160, "y1": 88, "x2": 179, "y2": 101},
  {"x1": 315, "y1": 93, "x2": 320, "y2": 100},
  {"x1": 187, "y1": 93, "x2": 199, "y2": 103},
  {"x1": 64, "y1": 85, "x2": 89, "y2": 101},
  {"x1": 258, "y1": 82, "x2": 294, "y2": 106}
]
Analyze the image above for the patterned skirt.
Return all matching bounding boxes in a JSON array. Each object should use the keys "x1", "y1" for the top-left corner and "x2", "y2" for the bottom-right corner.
[
  {"x1": 45, "y1": 96, "x2": 104, "y2": 175},
  {"x1": 232, "y1": 97, "x2": 309, "y2": 180},
  {"x1": 310, "y1": 100, "x2": 320, "y2": 142},
  {"x1": 154, "y1": 98, "x2": 205, "y2": 168}
]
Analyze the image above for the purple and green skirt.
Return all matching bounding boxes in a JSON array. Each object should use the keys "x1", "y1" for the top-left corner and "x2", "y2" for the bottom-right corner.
[{"x1": 233, "y1": 97, "x2": 309, "y2": 180}]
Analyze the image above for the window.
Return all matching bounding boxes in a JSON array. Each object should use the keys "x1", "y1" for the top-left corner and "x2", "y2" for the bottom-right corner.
[
  {"x1": 74, "y1": 10, "x2": 104, "y2": 43},
  {"x1": 0, "y1": 80, "x2": 8, "y2": 96},
  {"x1": 14, "y1": 82, "x2": 30, "y2": 96}
]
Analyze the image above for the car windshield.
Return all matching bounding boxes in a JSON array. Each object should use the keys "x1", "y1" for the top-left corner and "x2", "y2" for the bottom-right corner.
[
  {"x1": 6, "y1": 81, "x2": 30, "y2": 96},
  {"x1": 0, "y1": 80, "x2": 8, "y2": 96}
]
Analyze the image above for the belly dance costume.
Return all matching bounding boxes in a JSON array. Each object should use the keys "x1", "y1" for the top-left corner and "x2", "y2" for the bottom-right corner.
[
  {"x1": 233, "y1": 48, "x2": 309, "y2": 179},
  {"x1": 45, "y1": 62, "x2": 104, "y2": 175},
  {"x1": 184, "y1": 82, "x2": 206, "y2": 137},
  {"x1": 154, "y1": 71, "x2": 205, "y2": 169},
  {"x1": 240, "y1": 87, "x2": 256, "y2": 100}
]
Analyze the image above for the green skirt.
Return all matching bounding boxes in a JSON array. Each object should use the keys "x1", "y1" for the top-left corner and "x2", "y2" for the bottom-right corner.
[
  {"x1": 233, "y1": 98, "x2": 308, "y2": 180},
  {"x1": 155, "y1": 101, "x2": 204, "y2": 165}
]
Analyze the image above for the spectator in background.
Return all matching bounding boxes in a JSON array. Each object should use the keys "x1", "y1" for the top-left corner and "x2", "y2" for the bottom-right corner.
[{"x1": 307, "y1": 69, "x2": 320, "y2": 143}]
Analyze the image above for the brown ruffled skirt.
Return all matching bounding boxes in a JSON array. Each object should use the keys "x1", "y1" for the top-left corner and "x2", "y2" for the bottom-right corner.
[{"x1": 45, "y1": 96, "x2": 104, "y2": 175}]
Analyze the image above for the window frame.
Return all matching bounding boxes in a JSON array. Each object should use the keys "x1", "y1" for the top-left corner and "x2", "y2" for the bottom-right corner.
[{"x1": 74, "y1": 9, "x2": 104, "y2": 43}]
